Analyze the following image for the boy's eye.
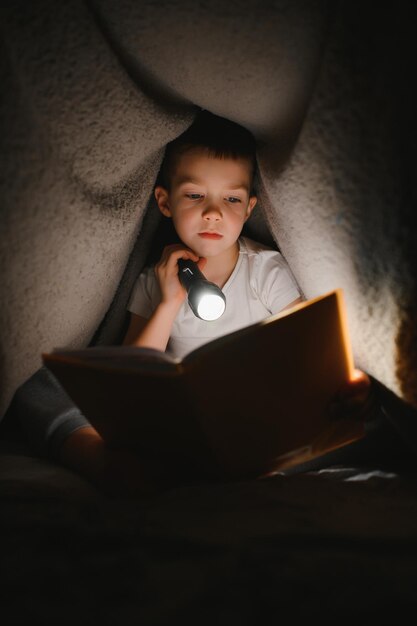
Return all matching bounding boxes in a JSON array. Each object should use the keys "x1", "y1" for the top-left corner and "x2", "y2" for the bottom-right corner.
[
  {"x1": 185, "y1": 194, "x2": 241, "y2": 203},
  {"x1": 186, "y1": 194, "x2": 202, "y2": 200}
]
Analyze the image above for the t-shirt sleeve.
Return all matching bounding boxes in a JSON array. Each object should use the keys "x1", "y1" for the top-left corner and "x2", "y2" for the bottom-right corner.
[
  {"x1": 127, "y1": 266, "x2": 160, "y2": 319},
  {"x1": 11, "y1": 365, "x2": 91, "y2": 460},
  {"x1": 255, "y1": 250, "x2": 302, "y2": 314}
]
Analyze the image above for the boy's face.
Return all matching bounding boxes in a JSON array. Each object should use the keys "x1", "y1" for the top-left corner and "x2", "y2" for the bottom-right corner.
[{"x1": 155, "y1": 147, "x2": 257, "y2": 258}]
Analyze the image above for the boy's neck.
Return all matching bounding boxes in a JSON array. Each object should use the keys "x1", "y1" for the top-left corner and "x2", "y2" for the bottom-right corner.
[{"x1": 203, "y1": 240, "x2": 240, "y2": 288}]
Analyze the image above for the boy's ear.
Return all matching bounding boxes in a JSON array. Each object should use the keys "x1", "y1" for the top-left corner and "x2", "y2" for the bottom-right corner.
[
  {"x1": 154, "y1": 186, "x2": 172, "y2": 217},
  {"x1": 245, "y1": 195, "x2": 257, "y2": 221}
]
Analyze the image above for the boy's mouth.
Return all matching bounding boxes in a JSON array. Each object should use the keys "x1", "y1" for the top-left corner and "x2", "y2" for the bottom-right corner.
[{"x1": 198, "y1": 232, "x2": 223, "y2": 240}]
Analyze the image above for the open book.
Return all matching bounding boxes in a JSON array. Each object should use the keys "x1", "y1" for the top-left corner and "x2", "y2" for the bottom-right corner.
[{"x1": 42, "y1": 289, "x2": 365, "y2": 482}]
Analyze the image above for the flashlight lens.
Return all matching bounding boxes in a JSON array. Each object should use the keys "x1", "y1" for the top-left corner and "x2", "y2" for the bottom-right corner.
[{"x1": 197, "y1": 294, "x2": 226, "y2": 321}]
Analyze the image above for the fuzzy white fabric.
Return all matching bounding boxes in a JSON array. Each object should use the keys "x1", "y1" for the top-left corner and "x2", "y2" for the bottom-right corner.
[{"x1": 1, "y1": 0, "x2": 416, "y2": 418}]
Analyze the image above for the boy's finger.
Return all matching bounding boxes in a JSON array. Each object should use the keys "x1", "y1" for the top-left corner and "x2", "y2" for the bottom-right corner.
[
  {"x1": 160, "y1": 249, "x2": 198, "y2": 270},
  {"x1": 351, "y1": 368, "x2": 371, "y2": 385},
  {"x1": 172, "y1": 249, "x2": 199, "y2": 262},
  {"x1": 337, "y1": 370, "x2": 371, "y2": 400},
  {"x1": 161, "y1": 244, "x2": 198, "y2": 260},
  {"x1": 328, "y1": 378, "x2": 380, "y2": 423}
]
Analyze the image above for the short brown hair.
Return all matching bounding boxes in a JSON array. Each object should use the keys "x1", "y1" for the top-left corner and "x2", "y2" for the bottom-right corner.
[{"x1": 157, "y1": 110, "x2": 257, "y2": 195}]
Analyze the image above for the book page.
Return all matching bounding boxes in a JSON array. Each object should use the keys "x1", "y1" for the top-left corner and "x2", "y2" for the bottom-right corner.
[{"x1": 181, "y1": 289, "x2": 362, "y2": 477}]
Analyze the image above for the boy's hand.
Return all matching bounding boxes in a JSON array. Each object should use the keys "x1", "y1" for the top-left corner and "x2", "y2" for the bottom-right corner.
[
  {"x1": 155, "y1": 244, "x2": 207, "y2": 309},
  {"x1": 327, "y1": 369, "x2": 379, "y2": 423},
  {"x1": 59, "y1": 427, "x2": 161, "y2": 498}
]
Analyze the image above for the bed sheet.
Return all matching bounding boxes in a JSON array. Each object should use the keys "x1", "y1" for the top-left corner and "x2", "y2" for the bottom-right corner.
[{"x1": 1, "y1": 441, "x2": 416, "y2": 624}]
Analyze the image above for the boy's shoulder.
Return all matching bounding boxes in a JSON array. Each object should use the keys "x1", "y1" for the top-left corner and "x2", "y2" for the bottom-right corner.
[
  {"x1": 239, "y1": 236, "x2": 293, "y2": 278},
  {"x1": 139, "y1": 263, "x2": 157, "y2": 279},
  {"x1": 132, "y1": 263, "x2": 158, "y2": 293},
  {"x1": 239, "y1": 235, "x2": 280, "y2": 257}
]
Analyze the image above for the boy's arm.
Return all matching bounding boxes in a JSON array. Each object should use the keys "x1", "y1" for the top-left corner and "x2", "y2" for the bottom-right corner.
[
  {"x1": 122, "y1": 303, "x2": 181, "y2": 352},
  {"x1": 11, "y1": 365, "x2": 91, "y2": 459},
  {"x1": 124, "y1": 244, "x2": 205, "y2": 351},
  {"x1": 58, "y1": 425, "x2": 158, "y2": 496},
  {"x1": 11, "y1": 367, "x2": 161, "y2": 496}
]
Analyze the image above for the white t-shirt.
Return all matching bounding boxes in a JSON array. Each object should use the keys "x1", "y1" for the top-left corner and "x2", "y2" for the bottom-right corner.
[{"x1": 127, "y1": 236, "x2": 301, "y2": 359}]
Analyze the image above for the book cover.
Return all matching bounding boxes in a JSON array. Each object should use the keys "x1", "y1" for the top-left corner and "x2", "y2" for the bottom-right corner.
[{"x1": 43, "y1": 289, "x2": 365, "y2": 481}]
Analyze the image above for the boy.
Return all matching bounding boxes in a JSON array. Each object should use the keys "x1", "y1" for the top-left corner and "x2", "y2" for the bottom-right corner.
[
  {"x1": 58, "y1": 111, "x2": 378, "y2": 495},
  {"x1": 122, "y1": 111, "x2": 302, "y2": 357},
  {"x1": 59, "y1": 111, "x2": 304, "y2": 494}
]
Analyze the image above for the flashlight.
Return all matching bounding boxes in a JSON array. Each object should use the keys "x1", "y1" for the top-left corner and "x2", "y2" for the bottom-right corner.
[{"x1": 178, "y1": 258, "x2": 226, "y2": 321}]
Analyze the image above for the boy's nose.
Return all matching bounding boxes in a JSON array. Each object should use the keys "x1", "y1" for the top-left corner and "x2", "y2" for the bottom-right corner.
[{"x1": 203, "y1": 205, "x2": 222, "y2": 220}]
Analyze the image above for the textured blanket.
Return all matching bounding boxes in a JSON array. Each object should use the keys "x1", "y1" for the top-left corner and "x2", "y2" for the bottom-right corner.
[
  {"x1": 1, "y1": 2, "x2": 417, "y2": 620},
  {"x1": 1, "y1": 0, "x2": 416, "y2": 416}
]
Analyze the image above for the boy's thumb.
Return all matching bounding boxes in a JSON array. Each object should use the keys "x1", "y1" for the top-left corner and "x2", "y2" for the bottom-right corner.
[{"x1": 197, "y1": 257, "x2": 208, "y2": 273}]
